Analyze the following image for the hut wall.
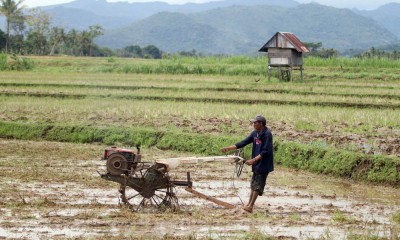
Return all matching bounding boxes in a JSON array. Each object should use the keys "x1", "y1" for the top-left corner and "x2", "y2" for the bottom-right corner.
[
  {"x1": 268, "y1": 48, "x2": 303, "y2": 67},
  {"x1": 291, "y1": 50, "x2": 303, "y2": 66},
  {"x1": 268, "y1": 48, "x2": 292, "y2": 66}
]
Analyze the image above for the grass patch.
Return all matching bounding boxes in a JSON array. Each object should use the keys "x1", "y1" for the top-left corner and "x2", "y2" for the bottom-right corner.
[
  {"x1": 295, "y1": 121, "x2": 321, "y2": 132},
  {"x1": 393, "y1": 211, "x2": 400, "y2": 224},
  {"x1": 0, "y1": 121, "x2": 399, "y2": 185},
  {"x1": 242, "y1": 230, "x2": 273, "y2": 240},
  {"x1": 331, "y1": 209, "x2": 357, "y2": 224}
]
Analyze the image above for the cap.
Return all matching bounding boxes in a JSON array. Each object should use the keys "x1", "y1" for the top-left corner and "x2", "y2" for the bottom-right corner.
[{"x1": 250, "y1": 115, "x2": 267, "y2": 125}]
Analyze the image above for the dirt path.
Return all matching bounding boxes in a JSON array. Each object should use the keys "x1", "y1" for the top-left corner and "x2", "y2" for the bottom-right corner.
[{"x1": 0, "y1": 139, "x2": 399, "y2": 239}]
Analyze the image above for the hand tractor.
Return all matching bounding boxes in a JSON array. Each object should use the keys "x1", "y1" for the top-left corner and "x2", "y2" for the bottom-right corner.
[{"x1": 100, "y1": 146, "x2": 245, "y2": 211}]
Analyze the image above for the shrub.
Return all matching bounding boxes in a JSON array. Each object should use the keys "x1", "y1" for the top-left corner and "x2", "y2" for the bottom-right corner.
[{"x1": 0, "y1": 53, "x2": 34, "y2": 71}]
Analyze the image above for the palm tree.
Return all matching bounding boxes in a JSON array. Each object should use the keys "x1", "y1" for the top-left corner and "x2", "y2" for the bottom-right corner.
[
  {"x1": 87, "y1": 25, "x2": 103, "y2": 56},
  {"x1": 49, "y1": 27, "x2": 65, "y2": 56},
  {"x1": 0, "y1": 0, "x2": 25, "y2": 53}
]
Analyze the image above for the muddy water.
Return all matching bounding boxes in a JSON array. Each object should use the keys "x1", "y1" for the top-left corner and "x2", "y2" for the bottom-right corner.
[
  {"x1": 0, "y1": 139, "x2": 399, "y2": 239},
  {"x1": 1, "y1": 166, "x2": 399, "y2": 239}
]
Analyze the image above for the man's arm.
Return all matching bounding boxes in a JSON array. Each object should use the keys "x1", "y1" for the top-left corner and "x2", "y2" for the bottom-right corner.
[
  {"x1": 245, "y1": 154, "x2": 261, "y2": 165},
  {"x1": 220, "y1": 132, "x2": 253, "y2": 153},
  {"x1": 220, "y1": 145, "x2": 237, "y2": 153}
]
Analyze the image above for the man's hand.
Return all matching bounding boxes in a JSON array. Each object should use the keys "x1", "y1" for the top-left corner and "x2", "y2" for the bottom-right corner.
[
  {"x1": 245, "y1": 159, "x2": 256, "y2": 165},
  {"x1": 220, "y1": 147, "x2": 229, "y2": 153}
]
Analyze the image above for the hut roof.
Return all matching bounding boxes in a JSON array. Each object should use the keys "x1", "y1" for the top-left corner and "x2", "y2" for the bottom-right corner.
[{"x1": 259, "y1": 32, "x2": 310, "y2": 53}]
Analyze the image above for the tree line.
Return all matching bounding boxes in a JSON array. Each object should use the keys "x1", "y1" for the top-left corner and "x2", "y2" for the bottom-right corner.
[
  {"x1": 304, "y1": 42, "x2": 400, "y2": 60},
  {"x1": 1, "y1": 1, "x2": 399, "y2": 60},
  {"x1": 0, "y1": 0, "x2": 164, "y2": 58},
  {"x1": 0, "y1": 0, "x2": 107, "y2": 56},
  {"x1": 353, "y1": 47, "x2": 400, "y2": 60}
]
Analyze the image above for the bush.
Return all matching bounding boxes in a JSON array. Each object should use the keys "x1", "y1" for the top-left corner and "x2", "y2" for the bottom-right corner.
[
  {"x1": 0, "y1": 53, "x2": 34, "y2": 71},
  {"x1": 0, "y1": 53, "x2": 7, "y2": 70}
]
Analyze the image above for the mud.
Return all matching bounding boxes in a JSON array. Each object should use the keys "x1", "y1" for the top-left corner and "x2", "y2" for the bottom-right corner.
[{"x1": 0, "y1": 139, "x2": 399, "y2": 239}]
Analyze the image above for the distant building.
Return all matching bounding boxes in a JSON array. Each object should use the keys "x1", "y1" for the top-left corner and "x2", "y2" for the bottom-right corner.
[{"x1": 259, "y1": 32, "x2": 309, "y2": 81}]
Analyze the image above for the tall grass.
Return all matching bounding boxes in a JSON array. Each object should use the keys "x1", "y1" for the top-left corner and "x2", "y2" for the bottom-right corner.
[
  {"x1": 8, "y1": 55, "x2": 400, "y2": 76},
  {"x1": 305, "y1": 56, "x2": 400, "y2": 68},
  {"x1": 0, "y1": 53, "x2": 34, "y2": 71}
]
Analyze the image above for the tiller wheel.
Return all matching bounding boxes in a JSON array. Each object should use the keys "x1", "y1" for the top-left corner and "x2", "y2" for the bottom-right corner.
[
  {"x1": 101, "y1": 146, "x2": 185, "y2": 211},
  {"x1": 118, "y1": 163, "x2": 179, "y2": 211}
]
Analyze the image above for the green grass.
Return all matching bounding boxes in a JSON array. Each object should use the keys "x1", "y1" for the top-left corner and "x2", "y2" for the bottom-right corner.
[
  {"x1": 331, "y1": 209, "x2": 357, "y2": 224},
  {"x1": 17, "y1": 55, "x2": 400, "y2": 75},
  {"x1": 393, "y1": 211, "x2": 400, "y2": 224},
  {"x1": 0, "y1": 121, "x2": 399, "y2": 185}
]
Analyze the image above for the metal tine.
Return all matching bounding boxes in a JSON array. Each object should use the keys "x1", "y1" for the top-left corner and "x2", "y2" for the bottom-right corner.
[
  {"x1": 154, "y1": 194, "x2": 165, "y2": 202},
  {"x1": 152, "y1": 196, "x2": 160, "y2": 206},
  {"x1": 127, "y1": 193, "x2": 141, "y2": 201},
  {"x1": 155, "y1": 189, "x2": 168, "y2": 193},
  {"x1": 136, "y1": 198, "x2": 146, "y2": 211}
]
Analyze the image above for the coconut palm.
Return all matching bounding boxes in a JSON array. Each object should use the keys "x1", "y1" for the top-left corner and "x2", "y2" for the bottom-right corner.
[{"x1": 0, "y1": 0, "x2": 25, "y2": 53}]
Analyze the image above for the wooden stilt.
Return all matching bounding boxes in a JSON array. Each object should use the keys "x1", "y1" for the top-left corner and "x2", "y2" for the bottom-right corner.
[{"x1": 300, "y1": 65, "x2": 303, "y2": 81}]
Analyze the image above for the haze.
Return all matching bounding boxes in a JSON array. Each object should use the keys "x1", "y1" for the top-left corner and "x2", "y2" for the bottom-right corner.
[{"x1": 24, "y1": 0, "x2": 400, "y2": 10}]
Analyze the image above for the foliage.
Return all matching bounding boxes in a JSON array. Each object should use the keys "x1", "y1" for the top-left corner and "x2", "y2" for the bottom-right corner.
[
  {"x1": 0, "y1": 53, "x2": 6, "y2": 70},
  {"x1": 25, "y1": 7, "x2": 52, "y2": 55},
  {"x1": 304, "y1": 42, "x2": 338, "y2": 58},
  {"x1": 0, "y1": 9, "x2": 105, "y2": 57},
  {"x1": 0, "y1": 0, "x2": 25, "y2": 53},
  {"x1": 274, "y1": 140, "x2": 400, "y2": 184},
  {"x1": 118, "y1": 44, "x2": 162, "y2": 59},
  {"x1": 354, "y1": 47, "x2": 400, "y2": 60},
  {"x1": 0, "y1": 53, "x2": 33, "y2": 70},
  {"x1": 0, "y1": 28, "x2": 6, "y2": 49}
]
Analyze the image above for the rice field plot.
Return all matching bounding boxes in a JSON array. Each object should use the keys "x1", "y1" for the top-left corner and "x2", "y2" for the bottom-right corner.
[
  {"x1": 0, "y1": 139, "x2": 399, "y2": 239},
  {"x1": 0, "y1": 56, "x2": 399, "y2": 238},
  {"x1": 0, "y1": 60, "x2": 399, "y2": 157},
  {"x1": 2, "y1": 88, "x2": 399, "y2": 113}
]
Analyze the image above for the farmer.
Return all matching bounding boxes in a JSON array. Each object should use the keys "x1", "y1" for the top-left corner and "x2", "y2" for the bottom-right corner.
[{"x1": 220, "y1": 115, "x2": 273, "y2": 213}]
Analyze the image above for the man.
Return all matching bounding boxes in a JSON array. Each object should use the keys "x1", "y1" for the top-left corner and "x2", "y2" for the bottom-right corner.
[{"x1": 220, "y1": 115, "x2": 273, "y2": 213}]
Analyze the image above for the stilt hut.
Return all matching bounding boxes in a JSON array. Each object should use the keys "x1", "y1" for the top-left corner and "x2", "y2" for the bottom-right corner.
[{"x1": 259, "y1": 32, "x2": 309, "y2": 81}]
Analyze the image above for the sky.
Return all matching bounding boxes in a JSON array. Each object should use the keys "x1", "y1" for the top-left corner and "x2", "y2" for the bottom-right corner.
[{"x1": 23, "y1": 0, "x2": 400, "y2": 10}]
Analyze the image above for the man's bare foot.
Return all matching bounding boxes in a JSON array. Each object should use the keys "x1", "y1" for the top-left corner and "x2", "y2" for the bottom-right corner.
[{"x1": 243, "y1": 206, "x2": 253, "y2": 213}]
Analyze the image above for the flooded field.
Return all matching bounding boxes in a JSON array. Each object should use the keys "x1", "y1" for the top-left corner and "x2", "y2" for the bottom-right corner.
[{"x1": 0, "y1": 139, "x2": 399, "y2": 239}]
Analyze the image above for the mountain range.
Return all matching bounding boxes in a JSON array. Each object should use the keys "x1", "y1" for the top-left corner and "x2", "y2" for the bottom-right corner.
[
  {"x1": 1, "y1": 0, "x2": 399, "y2": 55},
  {"x1": 354, "y1": 3, "x2": 400, "y2": 38}
]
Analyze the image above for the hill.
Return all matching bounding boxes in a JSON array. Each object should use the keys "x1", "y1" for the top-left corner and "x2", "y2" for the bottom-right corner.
[
  {"x1": 97, "y1": 12, "x2": 241, "y2": 54},
  {"x1": 96, "y1": 3, "x2": 398, "y2": 54},
  {"x1": 45, "y1": 6, "x2": 130, "y2": 29},
  {"x1": 354, "y1": 3, "x2": 400, "y2": 38},
  {"x1": 43, "y1": 0, "x2": 299, "y2": 29}
]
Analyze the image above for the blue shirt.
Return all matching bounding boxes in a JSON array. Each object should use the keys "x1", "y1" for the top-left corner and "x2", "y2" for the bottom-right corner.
[{"x1": 235, "y1": 127, "x2": 274, "y2": 174}]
